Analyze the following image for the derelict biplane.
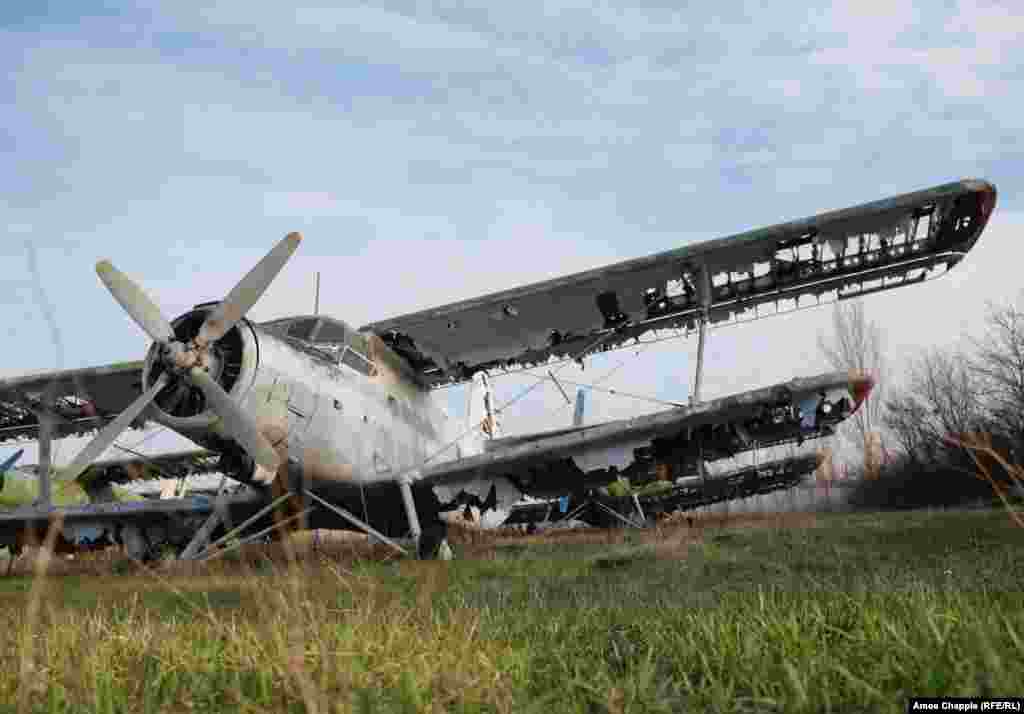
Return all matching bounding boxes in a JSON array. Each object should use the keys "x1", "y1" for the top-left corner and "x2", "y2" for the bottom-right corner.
[{"x1": 0, "y1": 178, "x2": 997, "y2": 560}]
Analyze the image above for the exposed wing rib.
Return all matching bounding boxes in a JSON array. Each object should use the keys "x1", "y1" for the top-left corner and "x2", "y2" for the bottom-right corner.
[
  {"x1": 363, "y1": 179, "x2": 996, "y2": 387},
  {"x1": 0, "y1": 362, "x2": 146, "y2": 444},
  {"x1": 416, "y1": 370, "x2": 867, "y2": 494}
]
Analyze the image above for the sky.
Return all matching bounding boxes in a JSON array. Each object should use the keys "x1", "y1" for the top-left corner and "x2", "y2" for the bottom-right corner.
[{"x1": 2, "y1": 0, "x2": 1023, "y2": 468}]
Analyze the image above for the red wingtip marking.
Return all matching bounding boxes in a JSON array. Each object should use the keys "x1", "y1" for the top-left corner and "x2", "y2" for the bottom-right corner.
[
  {"x1": 979, "y1": 184, "x2": 997, "y2": 225},
  {"x1": 849, "y1": 371, "x2": 876, "y2": 413}
]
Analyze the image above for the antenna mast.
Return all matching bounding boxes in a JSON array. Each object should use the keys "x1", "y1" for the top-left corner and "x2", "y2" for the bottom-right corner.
[{"x1": 314, "y1": 272, "x2": 321, "y2": 315}]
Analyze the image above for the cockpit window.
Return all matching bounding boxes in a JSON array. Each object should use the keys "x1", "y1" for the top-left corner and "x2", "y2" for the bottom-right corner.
[
  {"x1": 315, "y1": 319, "x2": 348, "y2": 344},
  {"x1": 260, "y1": 315, "x2": 376, "y2": 375},
  {"x1": 286, "y1": 318, "x2": 319, "y2": 341}
]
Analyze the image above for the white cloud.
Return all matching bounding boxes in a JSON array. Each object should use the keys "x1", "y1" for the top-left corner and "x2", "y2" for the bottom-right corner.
[{"x1": 2, "y1": 0, "x2": 1022, "y2": 472}]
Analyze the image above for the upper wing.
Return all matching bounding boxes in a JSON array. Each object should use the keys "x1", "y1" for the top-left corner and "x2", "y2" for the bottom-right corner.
[
  {"x1": 0, "y1": 362, "x2": 146, "y2": 444},
  {"x1": 418, "y1": 370, "x2": 868, "y2": 497},
  {"x1": 363, "y1": 179, "x2": 996, "y2": 387}
]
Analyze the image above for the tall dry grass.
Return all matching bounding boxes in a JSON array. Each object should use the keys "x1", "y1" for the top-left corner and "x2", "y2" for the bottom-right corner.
[
  {"x1": 952, "y1": 431, "x2": 1024, "y2": 527},
  {"x1": 5, "y1": 446, "x2": 1023, "y2": 712}
]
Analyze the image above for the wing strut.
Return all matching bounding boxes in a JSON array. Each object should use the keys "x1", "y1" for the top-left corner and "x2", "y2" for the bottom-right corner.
[
  {"x1": 36, "y1": 413, "x2": 55, "y2": 509},
  {"x1": 690, "y1": 265, "x2": 713, "y2": 407},
  {"x1": 689, "y1": 265, "x2": 713, "y2": 486}
]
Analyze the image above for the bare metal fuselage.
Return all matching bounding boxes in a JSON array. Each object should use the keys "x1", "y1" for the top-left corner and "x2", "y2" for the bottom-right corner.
[{"x1": 143, "y1": 314, "x2": 469, "y2": 490}]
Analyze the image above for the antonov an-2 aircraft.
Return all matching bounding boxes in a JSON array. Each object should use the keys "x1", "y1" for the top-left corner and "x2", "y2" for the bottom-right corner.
[{"x1": 0, "y1": 179, "x2": 997, "y2": 560}]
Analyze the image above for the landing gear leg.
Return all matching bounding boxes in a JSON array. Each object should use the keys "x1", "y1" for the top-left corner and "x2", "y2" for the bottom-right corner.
[
  {"x1": 399, "y1": 474, "x2": 452, "y2": 560},
  {"x1": 417, "y1": 521, "x2": 451, "y2": 560},
  {"x1": 398, "y1": 474, "x2": 422, "y2": 551}
]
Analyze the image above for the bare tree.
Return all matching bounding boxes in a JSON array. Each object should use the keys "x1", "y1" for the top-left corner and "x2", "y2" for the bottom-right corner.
[
  {"x1": 885, "y1": 347, "x2": 988, "y2": 465},
  {"x1": 971, "y1": 302, "x2": 1024, "y2": 456},
  {"x1": 817, "y1": 300, "x2": 888, "y2": 472}
]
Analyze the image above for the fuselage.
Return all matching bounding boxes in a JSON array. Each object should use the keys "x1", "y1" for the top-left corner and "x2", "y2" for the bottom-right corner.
[{"x1": 142, "y1": 310, "x2": 474, "y2": 489}]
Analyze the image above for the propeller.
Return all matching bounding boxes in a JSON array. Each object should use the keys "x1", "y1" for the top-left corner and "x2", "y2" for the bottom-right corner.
[
  {"x1": 59, "y1": 373, "x2": 170, "y2": 483},
  {"x1": 189, "y1": 367, "x2": 280, "y2": 473},
  {"x1": 61, "y1": 232, "x2": 302, "y2": 485},
  {"x1": 196, "y1": 232, "x2": 301, "y2": 347},
  {"x1": 96, "y1": 261, "x2": 175, "y2": 343}
]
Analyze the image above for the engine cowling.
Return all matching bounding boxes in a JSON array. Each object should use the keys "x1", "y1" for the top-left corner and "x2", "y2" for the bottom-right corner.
[{"x1": 141, "y1": 307, "x2": 260, "y2": 451}]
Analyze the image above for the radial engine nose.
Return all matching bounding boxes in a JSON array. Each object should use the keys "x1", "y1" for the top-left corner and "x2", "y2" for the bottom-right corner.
[{"x1": 142, "y1": 307, "x2": 248, "y2": 421}]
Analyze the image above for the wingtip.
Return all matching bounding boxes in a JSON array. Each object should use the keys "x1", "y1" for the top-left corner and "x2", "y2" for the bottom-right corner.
[
  {"x1": 285, "y1": 231, "x2": 303, "y2": 244},
  {"x1": 848, "y1": 370, "x2": 876, "y2": 411},
  {"x1": 95, "y1": 259, "x2": 113, "y2": 274},
  {"x1": 963, "y1": 177, "x2": 997, "y2": 194}
]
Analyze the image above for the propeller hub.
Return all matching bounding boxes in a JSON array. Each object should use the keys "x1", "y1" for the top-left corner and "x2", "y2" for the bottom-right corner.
[
  {"x1": 160, "y1": 331, "x2": 221, "y2": 373},
  {"x1": 143, "y1": 307, "x2": 244, "y2": 420},
  {"x1": 166, "y1": 343, "x2": 199, "y2": 371}
]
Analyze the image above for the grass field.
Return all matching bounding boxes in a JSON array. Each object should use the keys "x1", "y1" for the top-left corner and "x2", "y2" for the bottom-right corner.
[{"x1": 1, "y1": 508, "x2": 1022, "y2": 713}]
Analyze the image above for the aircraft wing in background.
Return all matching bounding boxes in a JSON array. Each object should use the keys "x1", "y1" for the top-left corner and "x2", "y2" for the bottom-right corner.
[
  {"x1": 0, "y1": 448, "x2": 217, "y2": 507},
  {"x1": 0, "y1": 362, "x2": 146, "y2": 444}
]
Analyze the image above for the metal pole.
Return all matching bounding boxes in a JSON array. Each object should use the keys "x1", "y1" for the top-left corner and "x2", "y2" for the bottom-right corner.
[
  {"x1": 692, "y1": 321, "x2": 708, "y2": 406},
  {"x1": 180, "y1": 510, "x2": 223, "y2": 560},
  {"x1": 690, "y1": 266, "x2": 713, "y2": 407},
  {"x1": 562, "y1": 501, "x2": 589, "y2": 523},
  {"x1": 38, "y1": 415, "x2": 53, "y2": 509},
  {"x1": 180, "y1": 474, "x2": 229, "y2": 560},
  {"x1": 480, "y1": 372, "x2": 499, "y2": 439},
  {"x1": 304, "y1": 490, "x2": 408, "y2": 556},
  {"x1": 314, "y1": 272, "x2": 321, "y2": 316},
  {"x1": 193, "y1": 492, "x2": 294, "y2": 558},
  {"x1": 202, "y1": 509, "x2": 314, "y2": 562},
  {"x1": 547, "y1": 370, "x2": 572, "y2": 405},
  {"x1": 397, "y1": 475, "x2": 422, "y2": 544},
  {"x1": 594, "y1": 501, "x2": 644, "y2": 529},
  {"x1": 632, "y1": 493, "x2": 646, "y2": 524},
  {"x1": 687, "y1": 267, "x2": 713, "y2": 490}
]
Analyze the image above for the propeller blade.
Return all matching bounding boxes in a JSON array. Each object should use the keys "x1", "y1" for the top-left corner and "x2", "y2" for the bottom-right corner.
[
  {"x1": 197, "y1": 232, "x2": 302, "y2": 346},
  {"x1": 189, "y1": 367, "x2": 280, "y2": 472},
  {"x1": 96, "y1": 261, "x2": 175, "y2": 343},
  {"x1": 58, "y1": 373, "x2": 170, "y2": 483},
  {"x1": 0, "y1": 449, "x2": 24, "y2": 474}
]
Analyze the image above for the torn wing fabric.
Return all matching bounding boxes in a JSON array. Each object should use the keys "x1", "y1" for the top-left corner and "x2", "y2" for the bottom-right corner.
[
  {"x1": 363, "y1": 179, "x2": 996, "y2": 388},
  {"x1": 415, "y1": 370, "x2": 869, "y2": 494},
  {"x1": 0, "y1": 362, "x2": 146, "y2": 444}
]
